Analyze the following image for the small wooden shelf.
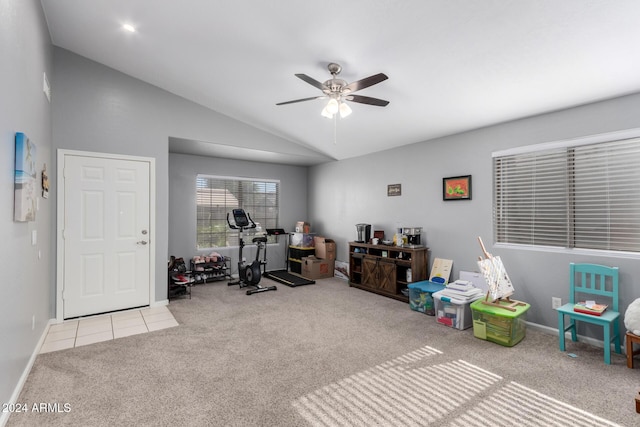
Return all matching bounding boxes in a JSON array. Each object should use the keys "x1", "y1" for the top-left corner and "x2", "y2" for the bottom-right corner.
[{"x1": 348, "y1": 242, "x2": 428, "y2": 302}]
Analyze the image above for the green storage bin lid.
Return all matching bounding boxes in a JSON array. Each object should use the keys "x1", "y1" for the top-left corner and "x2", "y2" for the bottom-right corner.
[{"x1": 470, "y1": 298, "x2": 530, "y2": 317}]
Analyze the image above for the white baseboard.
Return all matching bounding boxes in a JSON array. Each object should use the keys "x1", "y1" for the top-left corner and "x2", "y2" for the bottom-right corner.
[
  {"x1": 526, "y1": 321, "x2": 558, "y2": 335},
  {"x1": 0, "y1": 319, "x2": 55, "y2": 427},
  {"x1": 526, "y1": 320, "x2": 626, "y2": 351},
  {"x1": 153, "y1": 299, "x2": 169, "y2": 307}
]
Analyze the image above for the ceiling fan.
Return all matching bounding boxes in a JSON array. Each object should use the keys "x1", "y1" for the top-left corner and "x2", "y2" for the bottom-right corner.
[{"x1": 276, "y1": 63, "x2": 389, "y2": 118}]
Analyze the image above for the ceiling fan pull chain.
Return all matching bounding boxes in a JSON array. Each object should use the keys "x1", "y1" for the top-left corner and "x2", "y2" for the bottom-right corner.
[{"x1": 334, "y1": 114, "x2": 337, "y2": 144}]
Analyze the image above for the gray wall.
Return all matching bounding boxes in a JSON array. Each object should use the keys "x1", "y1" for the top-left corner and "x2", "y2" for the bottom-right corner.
[
  {"x1": 51, "y1": 48, "x2": 308, "y2": 303},
  {"x1": 3, "y1": 0, "x2": 639, "y2": 409},
  {"x1": 308, "y1": 92, "x2": 640, "y2": 332},
  {"x1": 0, "y1": 0, "x2": 53, "y2": 412},
  {"x1": 168, "y1": 153, "x2": 308, "y2": 272}
]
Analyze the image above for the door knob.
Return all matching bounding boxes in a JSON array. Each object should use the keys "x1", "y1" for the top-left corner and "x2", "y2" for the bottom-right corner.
[{"x1": 137, "y1": 241, "x2": 148, "y2": 245}]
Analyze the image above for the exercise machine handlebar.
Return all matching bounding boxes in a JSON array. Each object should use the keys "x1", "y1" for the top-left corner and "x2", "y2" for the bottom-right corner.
[{"x1": 226, "y1": 209, "x2": 256, "y2": 231}]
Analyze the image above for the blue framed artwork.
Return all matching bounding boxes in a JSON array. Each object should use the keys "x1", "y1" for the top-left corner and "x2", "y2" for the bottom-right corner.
[{"x1": 14, "y1": 132, "x2": 37, "y2": 222}]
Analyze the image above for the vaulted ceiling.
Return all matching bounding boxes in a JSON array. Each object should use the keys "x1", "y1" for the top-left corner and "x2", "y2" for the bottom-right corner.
[{"x1": 41, "y1": 1, "x2": 640, "y2": 164}]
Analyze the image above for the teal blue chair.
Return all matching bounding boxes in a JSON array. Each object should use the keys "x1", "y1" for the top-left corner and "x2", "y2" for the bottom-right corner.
[{"x1": 556, "y1": 263, "x2": 621, "y2": 364}]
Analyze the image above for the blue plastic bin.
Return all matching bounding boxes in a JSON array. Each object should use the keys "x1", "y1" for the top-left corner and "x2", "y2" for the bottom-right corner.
[{"x1": 408, "y1": 281, "x2": 446, "y2": 315}]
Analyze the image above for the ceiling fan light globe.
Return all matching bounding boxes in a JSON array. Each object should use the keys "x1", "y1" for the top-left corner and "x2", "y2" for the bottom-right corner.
[
  {"x1": 321, "y1": 106, "x2": 334, "y2": 118},
  {"x1": 339, "y1": 102, "x2": 352, "y2": 118},
  {"x1": 326, "y1": 98, "x2": 339, "y2": 114}
]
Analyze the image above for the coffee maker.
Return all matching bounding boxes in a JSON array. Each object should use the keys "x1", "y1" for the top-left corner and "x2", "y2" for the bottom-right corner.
[
  {"x1": 402, "y1": 227, "x2": 423, "y2": 248},
  {"x1": 355, "y1": 224, "x2": 371, "y2": 243}
]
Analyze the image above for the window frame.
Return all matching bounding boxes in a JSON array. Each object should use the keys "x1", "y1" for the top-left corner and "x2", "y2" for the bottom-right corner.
[
  {"x1": 492, "y1": 128, "x2": 640, "y2": 259},
  {"x1": 196, "y1": 174, "x2": 280, "y2": 250}
]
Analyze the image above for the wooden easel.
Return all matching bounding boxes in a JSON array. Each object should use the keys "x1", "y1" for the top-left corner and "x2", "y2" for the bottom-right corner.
[{"x1": 477, "y1": 237, "x2": 526, "y2": 312}]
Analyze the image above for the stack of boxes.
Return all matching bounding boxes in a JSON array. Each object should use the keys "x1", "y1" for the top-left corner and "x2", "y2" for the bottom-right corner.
[
  {"x1": 290, "y1": 221, "x2": 336, "y2": 280},
  {"x1": 301, "y1": 236, "x2": 336, "y2": 280}
]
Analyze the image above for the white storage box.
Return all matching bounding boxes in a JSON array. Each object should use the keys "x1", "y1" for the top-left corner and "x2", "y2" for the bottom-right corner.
[
  {"x1": 459, "y1": 270, "x2": 489, "y2": 293},
  {"x1": 433, "y1": 291, "x2": 474, "y2": 330}
]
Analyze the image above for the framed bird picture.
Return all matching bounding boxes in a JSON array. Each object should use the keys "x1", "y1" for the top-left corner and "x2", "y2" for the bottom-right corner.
[{"x1": 443, "y1": 175, "x2": 471, "y2": 201}]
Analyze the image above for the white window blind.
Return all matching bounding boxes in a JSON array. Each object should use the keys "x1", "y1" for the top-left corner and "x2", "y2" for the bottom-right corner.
[
  {"x1": 494, "y1": 137, "x2": 640, "y2": 253},
  {"x1": 196, "y1": 175, "x2": 279, "y2": 249}
]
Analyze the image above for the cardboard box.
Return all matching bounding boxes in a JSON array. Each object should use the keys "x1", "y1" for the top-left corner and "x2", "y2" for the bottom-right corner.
[
  {"x1": 301, "y1": 256, "x2": 335, "y2": 280},
  {"x1": 295, "y1": 221, "x2": 311, "y2": 233},
  {"x1": 314, "y1": 236, "x2": 336, "y2": 260},
  {"x1": 334, "y1": 260, "x2": 349, "y2": 280},
  {"x1": 459, "y1": 270, "x2": 489, "y2": 293}
]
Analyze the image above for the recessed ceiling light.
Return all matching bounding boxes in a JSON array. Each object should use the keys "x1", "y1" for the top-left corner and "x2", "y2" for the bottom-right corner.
[{"x1": 123, "y1": 24, "x2": 136, "y2": 33}]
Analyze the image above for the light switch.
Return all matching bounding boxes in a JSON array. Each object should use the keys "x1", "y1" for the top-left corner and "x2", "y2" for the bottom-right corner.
[{"x1": 32, "y1": 230, "x2": 37, "y2": 246}]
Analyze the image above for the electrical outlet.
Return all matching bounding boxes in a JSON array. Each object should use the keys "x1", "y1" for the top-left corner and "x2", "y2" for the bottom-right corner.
[{"x1": 552, "y1": 297, "x2": 562, "y2": 309}]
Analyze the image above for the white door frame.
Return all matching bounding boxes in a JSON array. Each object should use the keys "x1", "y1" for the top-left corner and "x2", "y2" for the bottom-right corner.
[{"x1": 56, "y1": 149, "x2": 156, "y2": 322}]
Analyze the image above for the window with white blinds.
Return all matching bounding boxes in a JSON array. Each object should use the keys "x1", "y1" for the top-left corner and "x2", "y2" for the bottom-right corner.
[
  {"x1": 493, "y1": 136, "x2": 640, "y2": 253},
  {"x1": 196, "y1": 175, "x2": 279, "y2": 249}
]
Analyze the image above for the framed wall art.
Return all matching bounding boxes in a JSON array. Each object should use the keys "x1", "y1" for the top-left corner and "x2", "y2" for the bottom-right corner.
[
  {"x1": 14, "y1": 132, "x2": 37, "y2": 222},
  {"x1": 42, "y1": 164, "x2": 49, "y2": 199},
  {"x1": 443, "y1": 175, "x2": 471, "y2": 201},
  {"x1": 387, "y1": 183, "x2": 402, "y2": 196}
]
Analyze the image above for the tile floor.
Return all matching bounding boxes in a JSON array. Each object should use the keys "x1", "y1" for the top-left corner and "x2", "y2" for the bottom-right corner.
[{"x1": 40, "y1": 305, "x2": 178, "y2": 354}]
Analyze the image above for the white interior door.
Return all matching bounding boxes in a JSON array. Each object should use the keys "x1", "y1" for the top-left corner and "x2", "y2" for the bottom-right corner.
[{"x1": 61, "y1": 153, "x2": 151, "y2": 319}]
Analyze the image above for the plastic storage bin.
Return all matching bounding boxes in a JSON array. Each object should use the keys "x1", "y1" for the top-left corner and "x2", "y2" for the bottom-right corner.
[
  {"x1": 408, "y1": 281, "x2": 445, "y2": 315},
  {"x1": 290, "y1": 233, "x2": 315, "y2": 247},
  {"x1": 470, "y1": 299, "x2": 530, "y2": 346},
  {"x1": 433, "y1": 291, "x2": 474, "y2": 330}
]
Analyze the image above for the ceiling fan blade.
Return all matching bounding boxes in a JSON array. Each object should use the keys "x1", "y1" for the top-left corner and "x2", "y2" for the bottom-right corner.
[
  {"x1": 345, "y1": 94, "x2": 389, "y2": 107},
  {"x1": 276, "y1": 96, "x2": 324, "y2": 106},
  {"x1": 295, "y1": 74, "x2": 325, "y2": 90},
  {"x1": 343, "y1": 73, "x2": 388, "y2": 93}
]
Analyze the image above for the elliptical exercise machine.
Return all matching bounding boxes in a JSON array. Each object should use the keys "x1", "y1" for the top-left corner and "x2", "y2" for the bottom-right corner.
[{"x1": 227, "y1": 209, "x2": 277, "y2": 295}]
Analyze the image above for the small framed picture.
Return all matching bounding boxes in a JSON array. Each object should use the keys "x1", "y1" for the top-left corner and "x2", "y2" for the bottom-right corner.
[
  {"x1": 443, "y1": 175, "x2": 472, "y2": 201},
  {"x1": 387, "y1": 183, "x2": 401, "y2": 197}
]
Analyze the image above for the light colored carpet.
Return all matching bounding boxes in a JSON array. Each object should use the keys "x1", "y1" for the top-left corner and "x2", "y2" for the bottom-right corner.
[{"x1": 7, "y1": 277, "x2": 639, "y2": 426}]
